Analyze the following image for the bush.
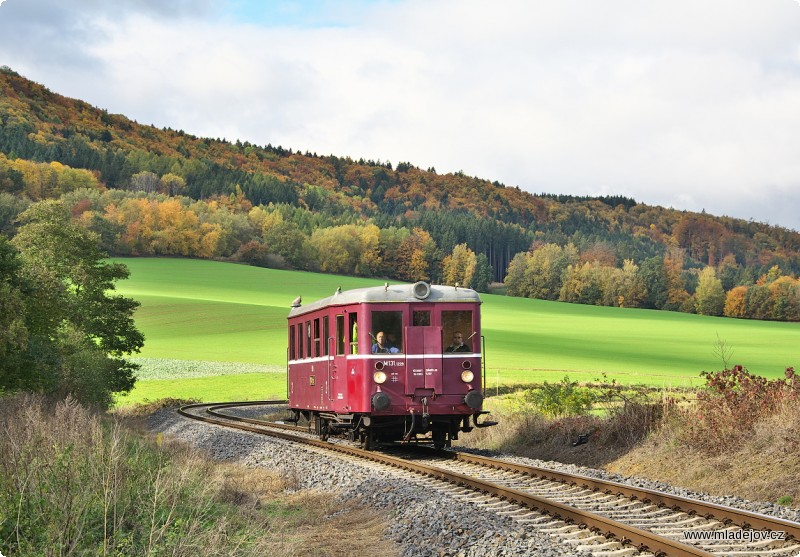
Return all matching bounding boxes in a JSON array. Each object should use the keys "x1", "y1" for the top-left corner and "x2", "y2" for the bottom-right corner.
[
  {"x1": 526, "y1": 375, "x2": 597, "y2": 418},
  {"x1": 677, "y1": 366, "x2": 799, "y2": 453}
]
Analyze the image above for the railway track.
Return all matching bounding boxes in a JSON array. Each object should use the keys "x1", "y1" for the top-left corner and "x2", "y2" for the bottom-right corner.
[{"x1": 178, "y1": 401, "x2": 800, "y2": 557}]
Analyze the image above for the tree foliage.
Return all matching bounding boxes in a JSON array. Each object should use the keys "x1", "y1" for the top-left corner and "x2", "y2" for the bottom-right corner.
[
  {"x1": 2, "y1": 200, "x2": 143, "y2": 407},
  {"x1": 695, "y1": 267, "x2": 725, "y2": 316},
  {"x1": 4, "y1": 67, "x2": 800, "y2": 320}
]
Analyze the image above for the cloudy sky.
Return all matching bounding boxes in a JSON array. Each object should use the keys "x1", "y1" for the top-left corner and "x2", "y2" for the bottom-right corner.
[{"x1": 1, "y1": 0, "x2": 800, "y2": 230}]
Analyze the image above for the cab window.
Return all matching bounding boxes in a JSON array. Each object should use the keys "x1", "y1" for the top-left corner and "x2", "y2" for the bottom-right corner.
[
  {"x1": 442, "y1": 310, "x2": 474, "y2": 351},
  {"x1": 371, "y1": 311, "x2": 403, "y2": 353}
]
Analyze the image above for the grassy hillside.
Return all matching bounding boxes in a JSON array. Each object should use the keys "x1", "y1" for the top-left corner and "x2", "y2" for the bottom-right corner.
[
  {"x1": 113, "y1": 258, "x2": 799, "y2": 405},
  {"x1": 484, "y1": 293, "x2": 799, "y2": 386}
]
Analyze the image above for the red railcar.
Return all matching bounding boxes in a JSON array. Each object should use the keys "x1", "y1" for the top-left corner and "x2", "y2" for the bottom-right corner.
[{"x1": 287, "y1": 281, "x2": 494, "y2": 449}]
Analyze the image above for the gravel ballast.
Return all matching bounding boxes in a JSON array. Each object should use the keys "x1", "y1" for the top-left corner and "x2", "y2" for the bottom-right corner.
[{"x1": 147, "y1": 406, "x2": 799, "y2": 556}]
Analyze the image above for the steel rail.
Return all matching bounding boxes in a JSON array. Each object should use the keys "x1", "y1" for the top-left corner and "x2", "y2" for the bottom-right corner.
[
  {"x1": 441, "y1": 450, "x2": 800, "y2": 541},
  {"x1": 178, "y1": 401, "x2": 720, "y2": 557},
  {"x1": 186, "y1": 403, "x2": 800, "y2": 550}
]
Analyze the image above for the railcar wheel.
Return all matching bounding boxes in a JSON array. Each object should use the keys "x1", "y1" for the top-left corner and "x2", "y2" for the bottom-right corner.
[
  {"x1": 361, "y1": 429, "x2": 375, "y2": 450},
  {"x1": 316, "y1": 417, "x2": 330, "y2": 442},
  {"x1": 432, "y1": 428, "x2": 446, "y2": 450}
]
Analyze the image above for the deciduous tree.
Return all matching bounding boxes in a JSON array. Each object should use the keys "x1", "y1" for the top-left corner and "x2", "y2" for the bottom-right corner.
[
  {"x1": 6, "y1": 200, "x2": 144, "y2": 407},
  {"x1": 695, "y1": 266, "x2": 725, "y2": 316}
]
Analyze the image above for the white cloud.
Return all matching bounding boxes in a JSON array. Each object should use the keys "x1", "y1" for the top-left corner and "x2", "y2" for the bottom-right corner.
[{"x1": 2, "y1": 0, "x2": 800, "y2": 230}]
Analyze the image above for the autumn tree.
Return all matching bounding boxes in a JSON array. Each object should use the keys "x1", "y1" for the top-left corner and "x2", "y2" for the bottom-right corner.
[
  {"x1": 160, "y1": 172, "x2": 187, "y2": 196},
  {"x1": 580, "y1": 241, "x2": 617, "y2": 266},
  {"x1": 378, "y1": 226, "x2": 410, "y2": 277},
  {"x1": 768, "y1": 276, "x2": 800, "y2": 321},
  {"x1": 395, "y1": 227, "x2": 437, "y2": 282},
  {"x1": 716, "y1": 254, "x2": 741, "y2": 291},
  {"x1": 357, "y1": 224, "x2": 382, "y2": 276},
  {"x1": 310, "y1": 225, "x2": 362, "y2": 274},
  {"x1": 723, "y1": 286, "x2": 747, "y2": 318},
  {"x1": 695, "y1": 267, "x2": 725, "y2": 316},
  {"x1": 504, "y1": 252, "x2": 530, "y2": 297},
  {"x1": 560, "y1": 262, "x2": 603, "y2": 305},
  {"x1": 128, "y1": 171, "x2": 160, "y2": 193},
  {"x1": 663, "y1": 246, "x2": 690, "y2": 311},
  {"x1": 616, "y1": 259, "x2": 647, "y2": 308},
  {"x1": 745, "y1": 284, "x2": 772, "y2": 320},
  {"x1": 261, "y1": 210, "x2": 308, "y2": 268},
  {"x1": 441, "y1": 243, "x2": 477, "y2": 288},
  {"x1": 525, "y1": 243, "x2": 578, "y2": 300}
]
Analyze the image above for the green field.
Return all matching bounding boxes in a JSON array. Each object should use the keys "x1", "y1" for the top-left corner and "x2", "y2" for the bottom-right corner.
[{"x1": 113, "y1": 258, "x2": 800, "y2": 404}]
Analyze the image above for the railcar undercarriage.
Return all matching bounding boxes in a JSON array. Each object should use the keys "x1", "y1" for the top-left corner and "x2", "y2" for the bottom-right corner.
[{"x1": 290, "y1": 409, "x2": 496, "y2": 450}]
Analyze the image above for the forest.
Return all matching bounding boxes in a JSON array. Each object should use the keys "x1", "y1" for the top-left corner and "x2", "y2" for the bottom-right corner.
[{"x1": 2, "y1": 65, "x2": 800, "y2": 321}]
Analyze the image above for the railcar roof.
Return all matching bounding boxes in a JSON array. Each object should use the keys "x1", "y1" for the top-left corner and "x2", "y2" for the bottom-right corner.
[{"x1": 288, "y1": 283, "x2": 481, "y2": 318}]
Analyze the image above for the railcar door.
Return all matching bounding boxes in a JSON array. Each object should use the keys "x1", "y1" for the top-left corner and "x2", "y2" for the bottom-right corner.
[
  {"x1": 404, "y1": 324, "x2": 443, "y2": 396},
  {"x1": 330, "y1": 313, "x2": 348, "y2": 411}
]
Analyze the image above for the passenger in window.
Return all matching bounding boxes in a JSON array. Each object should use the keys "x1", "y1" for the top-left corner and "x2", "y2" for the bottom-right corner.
[
  {"x1": 446, "y1": 332, "x2": 470, "y2": 353},
  {"x1": 372, "y1": 331, "x2": 399, "y2": 354}
]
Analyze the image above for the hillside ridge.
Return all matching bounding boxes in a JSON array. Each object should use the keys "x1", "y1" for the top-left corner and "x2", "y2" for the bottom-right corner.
[{"x1": 2, "y1": 65, "x2": 800, "y2": 320}]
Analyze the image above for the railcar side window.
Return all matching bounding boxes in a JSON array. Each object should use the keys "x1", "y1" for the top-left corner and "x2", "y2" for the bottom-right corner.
[
  {"x1": 289, "y1": 324, "x2": 296, "y2": 360},
  {"x1": 349, "y1": 313, "x2": 358, "y2": 354},
  {"x1": 298, "y1": 321, "x2": 304, "y2": 358},
  {"x1": 371, "y1": 311, "x2": 403, "y2": 353},
  {"x1": 313, "y1": 318, "x2": 321, "y2": 357},
  {"x1": 323, "y1": 316, "x2": 330, "y2": 356},
  {"x1": 336, "y1": 315, "x2": 345, "y2": 355},
  {"x1": 306, "y1": 321, "x2": 312, "y2": 358},
  {"x1": 442, "y1": 310, "x2": 474, "y2": 352}
]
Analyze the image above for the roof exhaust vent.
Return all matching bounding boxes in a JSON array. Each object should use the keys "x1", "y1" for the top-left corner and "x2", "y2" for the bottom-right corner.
[{"x1": 412, "y1": 281, "x2": 431, "y2": 300}]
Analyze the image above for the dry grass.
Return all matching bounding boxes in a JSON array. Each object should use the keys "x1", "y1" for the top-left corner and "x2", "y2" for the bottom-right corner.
[
  {"x1": 608, "y1": 400, "x2": 800, "y2": 505},
  {"x1": 460, "y1": 398, "x2": 663, "y2": 468},
  {"x1": 0, "y1": 393, "x2": 399, "y2": 557},
  {"x1": 466, "y1": 370, "x2": 800, "y2": 508},
  {"x1": 209, "y1": 463, "x2": 397, "y2": 557}
]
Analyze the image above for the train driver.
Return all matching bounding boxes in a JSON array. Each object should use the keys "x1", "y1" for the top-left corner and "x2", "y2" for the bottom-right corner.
[
  {"x1": 372, "y1": 331, "x2": 399, "y2": 354},
  {"x1": 445, "y1": 332, "x2": 470, "y2": 353}
]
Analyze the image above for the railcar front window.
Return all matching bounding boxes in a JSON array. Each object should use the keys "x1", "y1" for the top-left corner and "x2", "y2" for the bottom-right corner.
[
  {"x1": 413, "y1": 310, "x2": 430, "y2": 326},
  {"x1": 371, "y1": 311, "x2": 403, "y2": 353},
  {"x1": 442, "y1": 310, "x2": 474, "y2": 352}
]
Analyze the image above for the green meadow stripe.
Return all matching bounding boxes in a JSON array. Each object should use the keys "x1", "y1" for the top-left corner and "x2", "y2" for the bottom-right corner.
[{"x1": 113, "y1": 258, "x2": 800, "y2": 392}]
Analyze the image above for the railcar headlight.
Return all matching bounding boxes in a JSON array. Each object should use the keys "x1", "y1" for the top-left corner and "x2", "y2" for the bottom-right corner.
[
  {"x1": 460, "y1": 370, "x2": 474, "y2": 383},
  {"x1": 372, "y1": 392, "x2": 390, "y2": 410},
  {"x1": 464, "y1": 390, "x2": 483, "y2": 409},
  {"x1": 373, "y1": 370, "x2": 387, "y2": 384}
]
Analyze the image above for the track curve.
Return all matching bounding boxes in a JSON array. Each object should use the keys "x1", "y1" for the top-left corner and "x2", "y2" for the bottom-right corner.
[{"x1": 177, "y1": 401, "x2": 800, "y2": 557}]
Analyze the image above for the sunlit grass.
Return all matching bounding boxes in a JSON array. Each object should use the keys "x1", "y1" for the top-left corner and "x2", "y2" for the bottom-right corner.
[
  {"x1": 115, "y1": 372, "x2": 288, "y2": 406},
  {"x1": 132, "y1": 358, "x2": 283, "y2": 380},
  {"x1": 112, "y1": 257, "x2": 800, "y2": 405}
]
